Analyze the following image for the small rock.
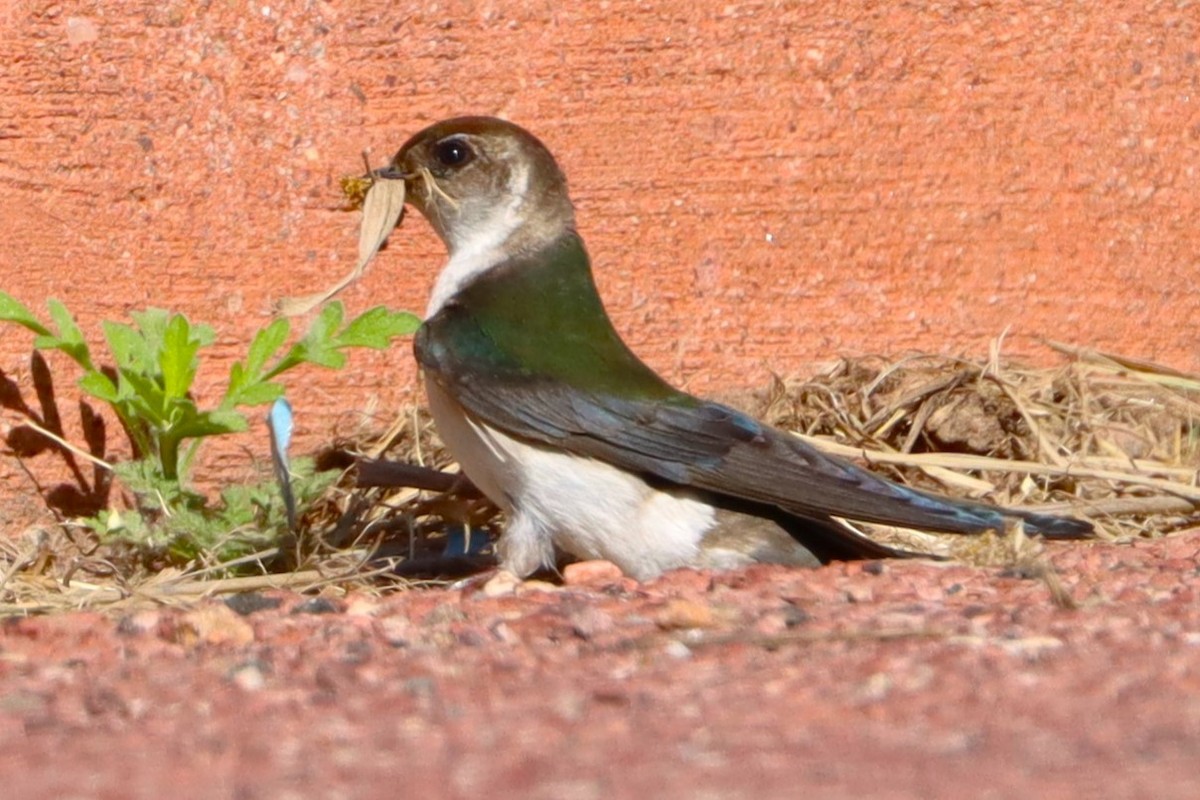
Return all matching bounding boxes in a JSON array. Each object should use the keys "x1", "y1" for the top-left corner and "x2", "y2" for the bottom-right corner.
[
  {"x1": 754, "y1": 605, "x2": 810, "y2": 635},
  {"x1": 653, "y1": 568, "x2": 714, "y2": 594},
  {"x1": 116, "y1": 609, "x2": 163, "y2": 635},
  {"x1": 481, "y1": 570, "x2": 522, "y2": 596},
  {"x1": 489, "y1": 621, "x2": 522, "y2": 645},
  {"x1": 378, "y1": 617, "x2": 414, "y2": 648},
  {"x1": 422, "y1": 603, "x2": 467, "y2": 626},
  {"x1": 0, "y1": 690, "x2": 48, "y2": 716},
  {"x1": 454, "y1": 626, "x2": 489, "y2": 647},
  {"x1": 782, "y1": 605, "x2": 811, "y2": 628},
  {"x1": 342, "y1": 640, "x2": 373, "y2": 664},
  {"x1": 753, "y1": 612, "x2": 789, "y2": 636},
  {"x1": 229, "y1": 661, "x2": 268, "y2": 692},
  {"x1": 516, "y1": 579, "x2": 561, "y2": 594},
  {"x1": 178, "y1": 604, "x2": 255, "y2": 647},
  {"x1": 403, "y1": 676, "x2": 437, "y2": 698},
  {"x1": 843, "y1": 584, "x2": 875, "y2": 603},
  {"x1": 856, "y1": 672, "x2": 893, "y2": 703},
  {"x1": 345, "y1": 596, "x2": 381, "y2": 617},
  {"x1": 998, "y1": 636, "x2": 1064, "y2": 659},
  {"x1": 291, "y1": 597, "x2": 342, "y2": 615},
  {"x1": 569, "y1": 607, "x2": 615, "y2": 640},
  {"x1": 224, "y1": 592, "x2": 283, "y2": 617},
  {"x1": 655, "y1": 598, "x2": 718, "y2": 630},
  {"x1": 663, "y1": 639, "x2": 693, "y2": 660},
  {"x1": 998, "y1": 565, "x2": 1042, "y2": 581},
  {"x1": 563, "y1": 560, "x2": 625, "y2": 587},
  {"x1": 1148, "y1": 571, "x2": 1179, "y2": 590}
]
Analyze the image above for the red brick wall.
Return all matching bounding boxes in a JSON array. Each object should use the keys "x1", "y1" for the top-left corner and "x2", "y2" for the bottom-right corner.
[{"x1": 2, "y1": 2, "x2": 1197, "y2": 519}]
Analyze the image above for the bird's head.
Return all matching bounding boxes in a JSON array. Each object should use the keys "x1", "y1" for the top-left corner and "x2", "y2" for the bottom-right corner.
[{"x1": 382, "y1": 116, "x2": 576, "y2": 258}]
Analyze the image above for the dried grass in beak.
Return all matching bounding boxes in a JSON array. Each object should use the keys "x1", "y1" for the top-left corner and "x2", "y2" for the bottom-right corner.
[{"x1": 276, "y1": 176, "x2": 407, "y2": 317}]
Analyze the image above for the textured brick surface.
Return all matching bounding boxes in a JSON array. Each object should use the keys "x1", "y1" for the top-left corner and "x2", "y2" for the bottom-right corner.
[{"x1": 2, "y1": 2, "x2": 1198, "y2": 510}]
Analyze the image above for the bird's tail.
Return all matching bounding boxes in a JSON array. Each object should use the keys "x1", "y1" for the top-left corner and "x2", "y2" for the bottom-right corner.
[
  {"x1": 1003, "y1": 507, "x2": 1094, "y2": 539},
  {"x1": 889, "y1": 482, "x2": 1094, "y2": 540}
]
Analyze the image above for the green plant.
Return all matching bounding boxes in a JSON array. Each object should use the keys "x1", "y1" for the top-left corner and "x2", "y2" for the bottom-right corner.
[
  {"x1": 0, "y1": 294, "x2": 419, "y2": 566},
  {"x1": 96, "y1": 455, "x2": 339, "y2": 568}
]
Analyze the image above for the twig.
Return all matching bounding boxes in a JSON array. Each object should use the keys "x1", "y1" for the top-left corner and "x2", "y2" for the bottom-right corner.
[
  {"x1": 1033, "y1": 495, "x2": 1199, "y2": 518},
  {"x1": 10, "y1": 416, "x2": 113, "y2": 471},
  {"x1": 1045, "y1": 340, "x2": 1200, "y2": 395},
  {"x1": 356, "y1": 458, "x2": 462, "y2": 492},
  {"x1": 795, "y1": 433, "x2": 1200, "y2": 502}
]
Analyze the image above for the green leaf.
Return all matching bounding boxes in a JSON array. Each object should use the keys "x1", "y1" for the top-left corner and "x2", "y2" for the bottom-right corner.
[
  {"x1": 225, "y1": 319, "x2": 291, "y2": 408},
  {"x1": 47, "y1": 300, "x2": 85, "y2": 346},
  {"x1": 223, "y1": 362, "x2": 249, "y2": 406},
  {"x1": 0, "y1": 292, "x2": 52, "y2": 336},
  {"x1": 311, "y1": 302, "x2": 346, "y2": 339},
  {"x1": 245, "y1": 318, "x2": 290, "y2": 379},
  {"x1": 170, "y1": 408, "x2": 248, "y2": 439},
  {"x1": 228, "y1": 380, "x2": 285, "y2": 407},
  {"x1": 79, "y1": 370, "x2": 119, "y2": 402},
  {"x1": 103, "y1": 321, "x2": 154, "y2": 373},
  {"x1": 262, "y1": 303, "x2": 348, "y2": 379},
  {"x1": 42, "y1": 300, "x2": 92, "y2": 369},
  {"x1": 130, "y1": 308, "x2": 171, "y2": 352},
  {"x1": 160, "y1": 314, "x2": 200, "y2": 401},
  {"x1": 300, "y1": 344, "x2": 347, "y2": 370},
  {"x1": 301, "y1": 303, "x2": 348, "y2": 364},
  {"x1": 295, "y1": 303, "x2": 343, "y2": 363},
  {"x1": 335, "y1": 306, "x2": 421, "y2": 349},
  {"x1": 191, "y1": 322, "x2": 216, "y2": 348},
  {"x1": 119, "y1": 369, "x2": 169, "y2": 425}
]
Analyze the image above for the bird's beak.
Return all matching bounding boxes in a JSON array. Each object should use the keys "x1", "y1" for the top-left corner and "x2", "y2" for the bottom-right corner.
[
  {"x1": 374, "y1": 164, "x2": 429, "y2": 213},
  {"x1": 378, "y1": 161, "x2": 451, "y2": 220},
  {"x1": 372, "y1": 165, "x2": 412, "y2": 181},
  {"x1": 373, "y1": 164, "x2": 415, "y2": 195}
]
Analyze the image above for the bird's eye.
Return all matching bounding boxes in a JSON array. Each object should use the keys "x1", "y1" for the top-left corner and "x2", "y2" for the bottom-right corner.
[{"x1": 432, "y1": 137, "x2": 474, "y2": 168}]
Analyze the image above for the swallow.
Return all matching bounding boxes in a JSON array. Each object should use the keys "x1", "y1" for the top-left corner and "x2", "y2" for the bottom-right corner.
[{"x1": 380, "y1": 116, "x2": 1092, "y2": 580}]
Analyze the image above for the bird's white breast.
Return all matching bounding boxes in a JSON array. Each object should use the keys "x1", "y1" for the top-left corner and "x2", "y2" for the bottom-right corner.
[{"x1": 425, "y1": 379, "x2": 715, "y2": 580}]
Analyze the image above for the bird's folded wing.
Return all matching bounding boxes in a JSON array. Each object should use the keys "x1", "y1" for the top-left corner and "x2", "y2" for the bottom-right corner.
[{"x1": 419, "y1": 347, "x2": 1091, "y2": 540}]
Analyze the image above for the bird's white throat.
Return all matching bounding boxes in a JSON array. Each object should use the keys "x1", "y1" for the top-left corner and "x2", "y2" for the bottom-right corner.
[{"x1": 424, "y1": 160, "x2": 531, "y2": 318}]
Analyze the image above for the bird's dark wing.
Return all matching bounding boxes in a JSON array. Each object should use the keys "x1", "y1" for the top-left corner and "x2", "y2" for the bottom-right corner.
[{"x1": 416, "y1": 313, "x2": 1093, "y2": 546}]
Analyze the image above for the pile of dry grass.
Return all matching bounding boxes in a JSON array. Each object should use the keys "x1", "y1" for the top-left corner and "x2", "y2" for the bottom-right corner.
[
  {"x1": 2, "y1": 341, "x2": 1197, "y2": 613},
  {"x1": 743, "y1": 341, "x2": 1199, "y2": 566}
]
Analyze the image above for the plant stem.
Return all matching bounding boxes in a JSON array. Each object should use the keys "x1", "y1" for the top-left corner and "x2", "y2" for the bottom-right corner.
[{"x1": 160, "y1": 435, "x2": 180, "y2": 481}]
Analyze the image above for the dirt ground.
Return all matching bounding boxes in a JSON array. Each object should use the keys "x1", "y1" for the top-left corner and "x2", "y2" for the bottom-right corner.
[{"x1": 2, "y1": 530, "x2": 1198, "y2": 799}]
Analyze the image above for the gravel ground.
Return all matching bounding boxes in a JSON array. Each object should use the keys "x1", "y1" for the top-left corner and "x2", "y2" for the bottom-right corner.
[{"x1": 2, "y1": 531, "x2": 1199, "y2": 800}]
